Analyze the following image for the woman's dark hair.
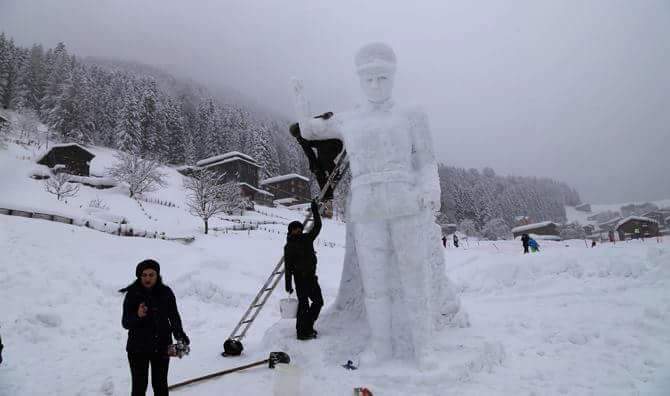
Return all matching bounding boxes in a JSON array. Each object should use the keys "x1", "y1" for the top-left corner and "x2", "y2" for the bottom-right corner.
[
  {"x1": 119, "y1": 259, "x2": 164, "y2": 293},
  {"x1": 118, "y1": 275, "x2": 164, "y2": 293}
]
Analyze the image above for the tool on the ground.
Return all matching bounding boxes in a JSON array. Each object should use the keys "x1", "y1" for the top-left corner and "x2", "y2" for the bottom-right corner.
[
  {"x1": 222, "y1": 150, "x2": 349, "y2": 357},
  {"x1": 168, "y1": 351, "x2": 291, "y2": 391}
]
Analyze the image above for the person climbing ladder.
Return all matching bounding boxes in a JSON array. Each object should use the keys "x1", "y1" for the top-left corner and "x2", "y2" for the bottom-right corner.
[{"x1": 284, "y1": 200, "x2": 324, "y2": 340}]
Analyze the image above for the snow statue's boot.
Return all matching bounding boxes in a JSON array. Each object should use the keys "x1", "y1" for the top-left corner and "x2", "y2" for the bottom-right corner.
[{"x1": 359, "y1": 295, "x2": 392, "y2": 366}]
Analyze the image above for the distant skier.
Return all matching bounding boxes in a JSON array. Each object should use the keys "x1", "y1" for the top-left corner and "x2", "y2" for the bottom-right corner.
[
  {"x1": 521, "y1": 233, "x2": 530, "y2": 254},
  {"x1": 120, "y1": 259, "x2": 190, "y2": 396},
  {"x1": 442, "y1": 235, "x2": 447, "y2": 248},
  {"x1": 529, "y1": 238, "x2": 540, "y2": 252},
  {"x1": 591, "y1": 240, "x2": 596, "y2": 248},
  {"x1": 608, "y1": 230, "x2": 615, "y2": 243},
  {"x1": 285, "y1": 200, "x2": 324, "y2": 340},
  {"x1": 453, "y1": 234, "x2": 459, "y2": 248}
]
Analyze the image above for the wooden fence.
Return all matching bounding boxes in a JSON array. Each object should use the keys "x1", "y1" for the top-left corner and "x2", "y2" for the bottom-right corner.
[{"x1": 0, "y1": 207, "x2": 194, "y2": 244}]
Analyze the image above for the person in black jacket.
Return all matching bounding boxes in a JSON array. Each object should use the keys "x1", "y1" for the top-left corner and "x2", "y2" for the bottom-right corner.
[
  {"x1": 284, "y1": 200, "x2": 324, "y2": 340},
  {"x1": 521, "y1": 233, "x2": 530, "y2": 254},
  {"x1": 120, "y1": 259, "x2": 189, "y2": 396}
]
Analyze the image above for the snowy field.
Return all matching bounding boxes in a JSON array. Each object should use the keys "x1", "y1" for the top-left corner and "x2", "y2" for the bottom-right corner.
[
  {"x1": 1, "y1": 215, "x2": 669, "y2": 395},
  {"x1": 1, "y1": 140, "x2": 670, "y2": 395}
]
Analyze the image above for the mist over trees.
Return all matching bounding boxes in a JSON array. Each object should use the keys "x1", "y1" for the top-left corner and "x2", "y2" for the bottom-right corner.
[
  {"x1": 0, "y1": 34, "x2": 309, "y2": 179},
  {"x1": 0, "y1": 33, "x2": 582, "y2": 236},
  {"x1": 438, "y1": 165, "x2": 581, "y2": 232}
]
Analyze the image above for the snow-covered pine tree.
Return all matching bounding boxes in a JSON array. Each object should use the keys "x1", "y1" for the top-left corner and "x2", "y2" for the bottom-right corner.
[
  {"x1": 164, "y1": 97, "x2": 186, "y2": 164},
  {"x1": 115, "y1": 84, "x2": 142, "y2": 154},
  {"x1": 40, "y1": 43, "x2": 71, "y2": 119},
  {"x1": 250, "y1": 121, "x2": 279, "y2": 179},
  {"x1": 0, "y1": 36, "x2": 21, "y2": 109}
]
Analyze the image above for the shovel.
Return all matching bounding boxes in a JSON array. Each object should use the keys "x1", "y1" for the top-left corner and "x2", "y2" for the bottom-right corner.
[{"x1": 168, "y1": 351, "x2": 290, "y2": 391}]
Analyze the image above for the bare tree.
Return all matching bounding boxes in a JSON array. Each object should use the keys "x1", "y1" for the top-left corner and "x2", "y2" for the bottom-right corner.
[
  {"x1": 220, "y1": 181, "x2": 252, "y2": 215},
  {"x1": 107, "y1": 152, "x2": 166, "y2": 198},
  {"x1": 45, "y1": 172, "x2": 80, "y2": 201},
  {"x1": 184, "y1": 169, "x2": 230, "y2": 234}
]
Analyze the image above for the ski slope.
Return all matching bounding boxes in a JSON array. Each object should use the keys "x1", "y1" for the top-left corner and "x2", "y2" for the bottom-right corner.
[{"x1": 1, "y1": 139, "x2": 669, "y2": 395}]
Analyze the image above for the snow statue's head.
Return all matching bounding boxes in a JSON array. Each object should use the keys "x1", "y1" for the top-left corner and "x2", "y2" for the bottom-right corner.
[{"x1": 355, "y1": 42, "x2": 396, "y2": 104}]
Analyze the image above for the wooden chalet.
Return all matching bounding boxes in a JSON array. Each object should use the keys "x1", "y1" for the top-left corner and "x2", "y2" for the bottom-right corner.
[
  {"x1": 36, "y1": 143, "x2": 95, "y2": 176},
  {"x1": 196, "y1": 151, "x2": 261, "y2": 187},
  {"x1": 194, "y1": 151, "x2": 275, "y2": 207},
  {"x1": 616, "y1": 216, "x2": 659, "y2": 239},
  {"x1": 238, "y1": 182, "x2": 274, "y2": 207},
  {"x1": 511, "y1": 221, "x2": 560, "y2": 239},
  {"x1": 260, "y1": 173, "x2": 311, "y2": 204}
]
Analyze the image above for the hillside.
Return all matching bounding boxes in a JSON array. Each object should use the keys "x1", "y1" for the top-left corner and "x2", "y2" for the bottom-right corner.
[{"x1": 1, "y1": 125, "x2": 669, "y2": 395}]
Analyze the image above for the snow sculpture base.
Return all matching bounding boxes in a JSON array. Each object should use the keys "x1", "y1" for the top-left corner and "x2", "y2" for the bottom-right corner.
[{"x1": 261, "y1": 318, "x2": 504, "y2": 394}]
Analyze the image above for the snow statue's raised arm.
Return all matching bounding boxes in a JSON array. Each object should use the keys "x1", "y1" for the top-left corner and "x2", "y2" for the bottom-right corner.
[
  {"x1": 290, "y1": 77, "x2": 342, "y2": 141},
  {"x1": 409, "y1": 109, "x2": 441, "y2": 212}
]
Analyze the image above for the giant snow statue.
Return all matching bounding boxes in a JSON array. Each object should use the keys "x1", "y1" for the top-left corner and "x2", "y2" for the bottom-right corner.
[{"x1": 291, "y1": 42, "x2": 466, "y2": 367}]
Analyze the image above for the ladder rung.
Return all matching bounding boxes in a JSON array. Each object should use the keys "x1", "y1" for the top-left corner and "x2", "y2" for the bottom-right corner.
[
  {"x1": 264, "y1": 288, "x2": 273, "y2": 291},
  {"x1": 241, "y1": 320, "x2": 252, "y2": 324},
  {"x1": 252, "y1": 304, "x2": 263, "y2": 308}
]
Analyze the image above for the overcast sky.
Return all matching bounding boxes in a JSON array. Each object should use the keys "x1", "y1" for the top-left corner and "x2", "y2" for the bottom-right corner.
[{"x1": 2, "y1": 0, "x2": 669, "y2": 204}]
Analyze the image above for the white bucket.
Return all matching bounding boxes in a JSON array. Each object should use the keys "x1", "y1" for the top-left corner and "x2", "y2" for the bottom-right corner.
[
  {"x1": 279, "y1": 298, "x2": 298, "y2": 319},
  {"x1": 273, "y1": 363, "x2": 301, "y2": 396}
]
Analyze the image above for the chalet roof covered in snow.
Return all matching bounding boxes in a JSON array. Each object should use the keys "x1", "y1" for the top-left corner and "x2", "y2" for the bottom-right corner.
[
  {"x1": 238, "y1": 182, "x2": 274, "y2": 196},
  {"x1": 615, "y1": 216, "x2": 658, "y2": 229},
  {"x1": 196, "y1": 151, "x2": 257, "y2": 167},
  {"x1": 36, "y1": 143, "x2": 95, "y2": 164},
  {"x1": 511, "y1": 221, "x2": 557, "y2": 233},
  {"x1": 201, "y1": 156, "x2": 261, "y2": 169},
  {"x1": 259, "y1": 173, "x2": 309, "y2": 185}
]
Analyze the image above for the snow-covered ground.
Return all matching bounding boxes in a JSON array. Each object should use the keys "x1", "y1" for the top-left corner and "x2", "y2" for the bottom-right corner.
[{"x1": 1, "y1": 138, "x2": 670, "y2": 395}]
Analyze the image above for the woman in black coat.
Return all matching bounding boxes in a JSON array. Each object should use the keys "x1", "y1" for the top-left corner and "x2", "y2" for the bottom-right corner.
[{"x1": 120, "y1": 259, "x2": 189, "y2": 396}]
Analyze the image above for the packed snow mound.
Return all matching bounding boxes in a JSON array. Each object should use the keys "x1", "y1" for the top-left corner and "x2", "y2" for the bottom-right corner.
[{"x1": 447, "y1": 240, "x2": 670, "y2": 294}]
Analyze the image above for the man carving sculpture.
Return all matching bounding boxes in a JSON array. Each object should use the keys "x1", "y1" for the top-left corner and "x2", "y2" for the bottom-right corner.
[{"x1": 293, "y1": 42, "x2": 464, "y2": 367}]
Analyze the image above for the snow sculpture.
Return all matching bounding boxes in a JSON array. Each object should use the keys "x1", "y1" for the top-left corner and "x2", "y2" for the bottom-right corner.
[{"x1": 293, "y1": 43, "x2": 465, "y2": 366}]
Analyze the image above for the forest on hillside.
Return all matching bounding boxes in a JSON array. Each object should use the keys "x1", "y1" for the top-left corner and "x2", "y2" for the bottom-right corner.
[
  {"x1": 0, "y1": 33, "x2": 580, "y2": 238},
  {"x1": 438, "y1": 166, "x2": 580, "y2": 236},
  {"x1": 0, "y1": 33, "x2": 309, "y2": 179}
]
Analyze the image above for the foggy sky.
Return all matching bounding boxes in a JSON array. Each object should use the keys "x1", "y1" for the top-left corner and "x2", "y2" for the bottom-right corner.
[{"x1": 2, "y1": 0, "x2": 669, "y2": 204}]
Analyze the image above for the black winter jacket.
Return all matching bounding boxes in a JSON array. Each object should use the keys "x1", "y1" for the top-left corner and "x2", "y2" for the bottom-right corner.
[
  {"x1": 121, "y1": 282, "x2": 185, "y2": 354},
  {"x1": 285, "y1": 205, "x2": 322, "y2": 288}
]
